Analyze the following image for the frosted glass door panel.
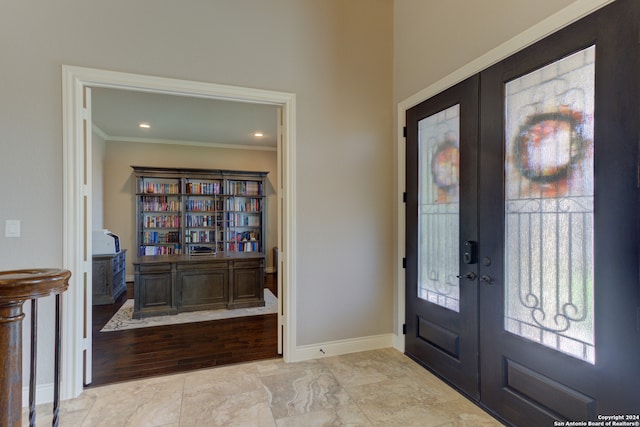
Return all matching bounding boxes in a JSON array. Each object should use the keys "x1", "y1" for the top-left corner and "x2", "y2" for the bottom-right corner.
[
  {"x1": 504, "y1": 46, "x2": 595, "y2": 363},
  {"x1": 418, "y1": 105, "x2": 460, "y2": 312}
]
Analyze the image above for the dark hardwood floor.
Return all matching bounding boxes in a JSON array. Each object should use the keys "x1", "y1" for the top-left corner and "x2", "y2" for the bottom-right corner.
[{"x1": 88, "y1": 274, "x2": 279, "y2": 388}]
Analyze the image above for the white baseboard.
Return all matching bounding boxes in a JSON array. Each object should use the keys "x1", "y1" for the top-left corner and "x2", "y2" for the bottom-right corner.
[
  {"x1": 22, "y1": 382, "x2": 54, "y2": 407},
  {"x1": 289, "y1": 333, "x2": 395, "y2": 362},
  {"x1": 392, "y1": 333, "x2": 405, "y2": 353}
]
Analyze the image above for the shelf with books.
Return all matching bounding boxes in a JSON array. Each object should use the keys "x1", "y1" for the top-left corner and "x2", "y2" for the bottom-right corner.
[
  {"x1": 140, "y1": 196, "x2": 182, "y2": 212},
  {"x1": 141, "y1": 230, "x2": 181, "y2": 244},
  {"x1": 137, "y1": 175, "x2": 182, "y2": 195},
  {"x1": 185, "y1": 179, "x2": 222, "y2": 196},
  {"x1": 141, "y1": 215, "x2": 181, "y2": 229},
  {"x1": 225, "y1": 179, "x2": 262, "y2": 196},
  {"x1": 224, "y1": 230, "x2": 261, "y2": 253},
  {"x1": 225, "y1": 196, "x2": 263, "y2": 212},
  {"x1": 184, "y1": 213, "x2": 225, "y2": 228},
  {"x1": 132, "y1": 166, "x2": 267, "y2": 258},
  {"x1": 140, "y1": 244, "x2": 182, "y2": 256}
]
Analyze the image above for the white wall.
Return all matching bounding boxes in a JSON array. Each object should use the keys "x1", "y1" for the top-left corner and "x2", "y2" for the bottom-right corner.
[{"x1": 0, "y1": 0, "x2": 394, "y2": 391}]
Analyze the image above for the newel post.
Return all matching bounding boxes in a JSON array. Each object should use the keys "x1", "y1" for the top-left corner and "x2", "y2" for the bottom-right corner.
[{"x1": 0, "y1": 269, "x2": 71, "y2": 427}]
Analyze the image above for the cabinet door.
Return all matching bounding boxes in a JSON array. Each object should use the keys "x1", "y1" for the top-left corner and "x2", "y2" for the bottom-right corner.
[
  {"x1": 178, "y1": 267, "x2": 228, "y2": 311},
  {"x1": 91, "y1": 259, "x2": 112, "y2": 306},
  {"x1": 229, "y1": 260, "x2": 265, "y2": 309},
  {"x1": 134, "y1": 268, "x2": 176, "y2": 319}
]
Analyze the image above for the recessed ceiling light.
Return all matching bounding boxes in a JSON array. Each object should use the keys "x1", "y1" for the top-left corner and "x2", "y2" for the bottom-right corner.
[
  {"x1": 254, "y1": 132, "x2": 263, "y2": 137},
  {"x1": 139, "y1": 123, "x2": 150, "y2": 129}
]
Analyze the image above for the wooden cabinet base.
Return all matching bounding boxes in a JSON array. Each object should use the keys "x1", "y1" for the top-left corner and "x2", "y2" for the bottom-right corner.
[
  {"x1": 133, "y1": 253, "x2": 264, "y2": 319},
  {"x1": 92, "y1": 250, "x2": 127, "y2": 305}
]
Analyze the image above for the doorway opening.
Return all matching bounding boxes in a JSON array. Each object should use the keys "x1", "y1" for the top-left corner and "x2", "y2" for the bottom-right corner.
[{"x1": 62, "y1": 66, "x2": 296, "y2": 400}]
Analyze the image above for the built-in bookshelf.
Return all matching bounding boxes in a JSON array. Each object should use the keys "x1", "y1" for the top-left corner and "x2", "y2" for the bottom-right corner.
[{"x1": 132, "y1": 166, "x2": 267, "y2": 257}]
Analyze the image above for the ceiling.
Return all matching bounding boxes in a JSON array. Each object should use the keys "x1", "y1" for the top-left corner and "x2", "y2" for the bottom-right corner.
[{"x1": 91, "y1": 87, "x2": 279, "y2": 149}]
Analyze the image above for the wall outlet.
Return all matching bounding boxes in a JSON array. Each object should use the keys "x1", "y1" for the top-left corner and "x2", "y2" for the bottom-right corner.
[{"x1": 5, "y1": 220, "x2": 20, "y2": 238}]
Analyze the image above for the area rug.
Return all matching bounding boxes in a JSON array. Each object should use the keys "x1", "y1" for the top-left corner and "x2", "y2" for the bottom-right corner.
[{"x1": 101, "y1": 289, "x2": 277, "y2": 332}]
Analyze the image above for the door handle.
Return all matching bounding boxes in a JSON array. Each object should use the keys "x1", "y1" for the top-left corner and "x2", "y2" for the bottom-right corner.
[
  {"x1": 480, "y1": 275, "x2": 493, "y2": 285},
  {"x1": 456, "y1": 272, "x2": 477, "y2": 281}
]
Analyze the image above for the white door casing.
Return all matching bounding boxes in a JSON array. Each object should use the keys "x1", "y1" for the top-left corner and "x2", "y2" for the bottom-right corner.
[{"x1": 62, "y1": 65, "x2": 297, "y2": 400}]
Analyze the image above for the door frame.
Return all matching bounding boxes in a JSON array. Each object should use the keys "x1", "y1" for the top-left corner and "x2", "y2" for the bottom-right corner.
[
  {"x1": 61, "y1": 65, "x2": 297, "y2": 400},
  {"x1": 394, "y1": 0, "x2": 614, "y2": 351}
]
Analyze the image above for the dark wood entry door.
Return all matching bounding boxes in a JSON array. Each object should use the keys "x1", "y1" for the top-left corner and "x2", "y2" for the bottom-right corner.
[
  {"x1": 406, "y1": 1, "x2": 640, "y2": 425},
  {"x1": 478, "y1": 1, "x2": 640, "y2": 424},
  {"x1": 405, "y1": 75, "x2": 480, "y2": 399}
]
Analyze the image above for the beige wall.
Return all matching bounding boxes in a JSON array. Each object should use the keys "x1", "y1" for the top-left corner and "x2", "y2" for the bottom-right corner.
[
  {"x1": 0, "y1": 0, "x2": 602, "y2": 393},
  {"x1": 393, "y1": 0, "x2": 577, "y2": 103},
  {"x1": 0, "y1": 0, "x2": 393, "y2": 387},
  {"x1": 102, "y1": 141, "x2": 278, "y2": 275}
]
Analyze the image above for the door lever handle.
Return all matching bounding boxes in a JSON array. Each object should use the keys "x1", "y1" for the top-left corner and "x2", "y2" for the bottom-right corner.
[
  {"x1": 456, "y1": 272, "x2": 477, "y2": 281},
  {"x1": 480, "y1": 275, "x2": 493, "y2": 285}
]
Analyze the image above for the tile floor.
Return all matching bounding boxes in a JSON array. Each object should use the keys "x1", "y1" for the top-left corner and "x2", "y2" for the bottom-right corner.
[{"x1": 24, "y1": 348, "x2": 504, "y2": 426}]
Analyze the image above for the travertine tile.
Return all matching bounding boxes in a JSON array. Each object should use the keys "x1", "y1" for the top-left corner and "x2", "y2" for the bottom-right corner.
[
  {"x1": 419, "y1": 398, "x2": 504, "y2": 427},
  {"x1": 344, "y1": 375, "x2": 462, "y2": 427},
  {"x1": 183, "y1": 362, "x2": 264, "y2": 395},
  {"x1": 261, "y1": 366, "x2": 352, "y2": 419},
  {"x1": 80, "y1": 375, "x2": 185, "y2": 426},
  {"x1": 180, "y1": 388, "x2": 275, "y2": 427},
  {"x1": 23, "y1": 348, "x2": 504, "y2": 426},
  {"x1": 275, "y1": 404, "x2": 373, "y2": 427},
  {"x1": 321, "y1": 348, "x2": 416, "y2": 387},
  {"x1": 22, "y1": 391, "x2": 96, "y2": 427},
  {"x1": 256, "y1": 357, "x2": 325, "y2": 376}
]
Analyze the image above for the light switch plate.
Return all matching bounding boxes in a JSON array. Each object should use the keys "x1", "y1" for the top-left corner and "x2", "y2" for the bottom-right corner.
[{"x1": 5, "y1": 220, "x2": 20, "y2": 237}]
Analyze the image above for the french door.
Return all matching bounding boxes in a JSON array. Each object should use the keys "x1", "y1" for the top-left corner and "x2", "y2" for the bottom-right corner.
[
  {"x1": 405, "y1": 75, "x2": 480, "y2": 399},
  {"x1": 405, "y1": 1, "x2": 640, "y2": 425}
]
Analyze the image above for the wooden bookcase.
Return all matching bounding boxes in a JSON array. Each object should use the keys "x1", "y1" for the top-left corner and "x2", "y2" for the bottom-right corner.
[{"x1": 132, "y1": 166, "x2": 268, "y2": 258}]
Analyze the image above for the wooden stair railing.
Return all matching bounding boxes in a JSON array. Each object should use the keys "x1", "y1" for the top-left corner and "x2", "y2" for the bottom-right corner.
[{"x1": 0, "y1": 269, "x2": 71, "y2": 427}]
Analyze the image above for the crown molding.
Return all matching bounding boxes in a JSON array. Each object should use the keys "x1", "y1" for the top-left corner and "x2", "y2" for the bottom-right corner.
[{"x1": 104, "y1": 135, "x2": 277, "y2": 152}]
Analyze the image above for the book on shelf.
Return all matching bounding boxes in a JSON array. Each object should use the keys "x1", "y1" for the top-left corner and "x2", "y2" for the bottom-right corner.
[
  {"x1": 186, "y1": 181, "x2": 221, "y2": 195},
  {"x1": 140, "y1": 182, "x2": 180, "y2": 194},
  {"x1": 186, "y1": 199, "x2": 222, "y2": 212},
  {"x1": 185, "y1": 230, "x2": 217, "y2": 243},
  {"x1": 186, "y1": 214, "x2": 221, "y2": 227},
  {"x1": 224, "y1": 212, "x2": 260, "y2": 227},
  {"x1": 226, "y1": 197, "x2": 262, "y2": 212},
  {"x1": 141, "y1": 244, "x2": 181, "y2": 256},
  {"x1": 226, "y1": 180, "x2": 262, "y2": 196},
  {"x1": 143, "y1": 215, "x2": 180, "y2": 228},
  {"x1": 142, "y1": 196, "x2": 181, "y2": 212},
  {"x1": 142, "y1": 231, "x2": 180, "y2": 244}
]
